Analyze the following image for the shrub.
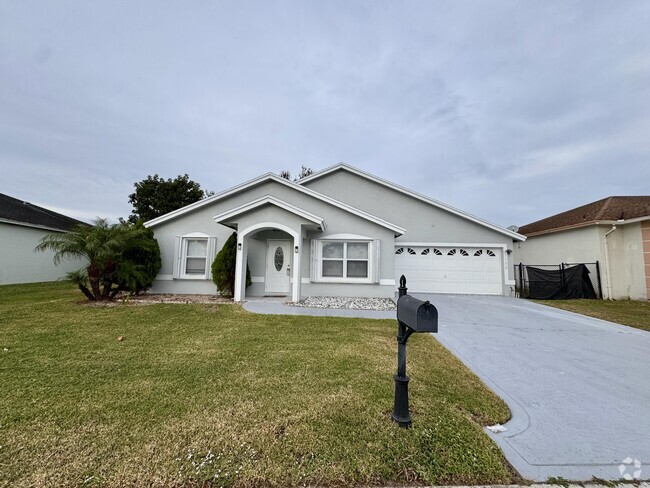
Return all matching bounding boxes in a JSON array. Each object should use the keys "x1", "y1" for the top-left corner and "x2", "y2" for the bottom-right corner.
[{"x1": 211, "y1": 232, "x2": 251, "y2": 297}]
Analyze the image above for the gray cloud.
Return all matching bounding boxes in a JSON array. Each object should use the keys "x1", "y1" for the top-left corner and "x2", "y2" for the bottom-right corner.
[{"x1": 0, "y1": 0, "x2": 648, "y2": 227}]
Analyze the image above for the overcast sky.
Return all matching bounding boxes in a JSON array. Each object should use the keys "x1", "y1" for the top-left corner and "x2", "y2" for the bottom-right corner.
[{"x1": 1, "y1": 1, "x2": 648, "y2": 227}]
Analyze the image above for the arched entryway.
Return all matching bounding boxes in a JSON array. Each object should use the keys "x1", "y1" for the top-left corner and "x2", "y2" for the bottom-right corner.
[{"x1": 234, "y1": 222, "x2": 302, "y2": 302}]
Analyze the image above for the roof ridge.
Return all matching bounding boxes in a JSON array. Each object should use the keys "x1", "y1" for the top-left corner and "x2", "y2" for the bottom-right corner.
[{"x1": 594, "y1": 196, "x2": 614, "y2": 221}]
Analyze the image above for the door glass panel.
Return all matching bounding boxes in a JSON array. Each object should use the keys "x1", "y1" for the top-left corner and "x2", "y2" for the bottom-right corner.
[
  {"x1": 322, "y1": 260, "x2": 343, "y2": 277},
  {"x1": 347, "y1": 242, "x2": 368, "y2": 259},
  {"x1": 322, "y1": 242, "x2": 344, "y2": 258},
  {"x1": 347, "y1": 260, "x2": 368, "y2": 278},
  {"x1": 274, "y1": 247, "x2": 284, "y2": 271}
]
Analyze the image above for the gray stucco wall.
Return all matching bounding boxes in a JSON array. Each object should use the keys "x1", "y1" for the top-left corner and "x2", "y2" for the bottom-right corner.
[
  {"x1": 0, "y1": 223, "x2": 85, "y2": 285},
  {"x1": 148, "y1": 179, "x2": 397, "y2": 297},
  {"x1": 301, "y1": 170, "x2": 514, "y2": 244},
  {"x1": 301, "y1": 169, "x2": 516, "y2": 292}
]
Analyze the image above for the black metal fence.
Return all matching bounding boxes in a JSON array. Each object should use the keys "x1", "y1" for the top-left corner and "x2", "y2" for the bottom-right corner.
[{"x1": 515, "y1": 262, "x2": 602, "y2": 299}]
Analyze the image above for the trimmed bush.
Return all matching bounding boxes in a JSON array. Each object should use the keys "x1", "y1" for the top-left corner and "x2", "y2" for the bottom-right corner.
[{"x1": 211, "y1": 232, "x2": 251, "y2": 297}]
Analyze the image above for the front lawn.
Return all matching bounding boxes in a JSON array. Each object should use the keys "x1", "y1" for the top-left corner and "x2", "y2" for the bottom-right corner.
[
  {"x1": 0, "y1": 282, "x2": 514, "y2": 487},
  {"x1": 533, "y1": 298, "x2": 650, "y2": 332}
]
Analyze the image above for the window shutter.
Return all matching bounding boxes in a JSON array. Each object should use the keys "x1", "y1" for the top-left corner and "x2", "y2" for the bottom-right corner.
[
  {"x1": 206, "y1": 237, "x2": 217, "y2": 280},
  {"x1": 372, "y1": 240, "x2": 381, "y2": 283},
  {"x1": 172, "y1": 236, "x2": 182, "y2": 279},
  {"x1": 310, "y1": 239, "x2": 317, "y2": 282}
]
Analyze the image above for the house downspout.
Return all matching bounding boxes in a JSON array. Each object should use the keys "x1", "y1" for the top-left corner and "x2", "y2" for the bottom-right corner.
[{"x1": 603, "y1": 224, "x2": 618, "y2": 300}]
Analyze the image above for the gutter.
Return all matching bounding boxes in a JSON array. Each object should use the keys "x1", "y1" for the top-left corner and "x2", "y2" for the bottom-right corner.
[{"x1": 603, "y1": 220, "x2": 624, "y2": 300}]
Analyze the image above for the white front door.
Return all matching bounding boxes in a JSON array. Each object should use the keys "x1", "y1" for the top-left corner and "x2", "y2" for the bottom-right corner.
[{"x1": 265, "y1": 239, "x2": 292, "y2": 295}]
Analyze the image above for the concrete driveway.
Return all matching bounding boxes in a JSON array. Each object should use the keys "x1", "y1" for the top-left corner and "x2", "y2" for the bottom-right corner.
[{"x1": 413, "y1": 293, "x2": 650, "y2": 482}]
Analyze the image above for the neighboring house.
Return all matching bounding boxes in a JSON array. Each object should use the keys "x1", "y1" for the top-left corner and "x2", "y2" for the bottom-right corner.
[
  {"x1": 144, "y1": 164, "x2": 525, "y2": 301},
  {"x1": 0, "y1": 193, "x2": 87, "y2": 285},
  {"x1": 514, "y1": 196, "x2": 650, "y2": 300}
]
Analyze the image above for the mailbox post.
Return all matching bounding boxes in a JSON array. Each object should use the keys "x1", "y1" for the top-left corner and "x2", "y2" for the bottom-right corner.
[{"x1": 392, "y1": 275, "x2": 438, "y2": 428}]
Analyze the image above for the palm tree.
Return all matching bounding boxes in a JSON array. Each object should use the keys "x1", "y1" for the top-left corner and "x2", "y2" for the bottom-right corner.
[{"x1": 36, "y1": 218, "x2": 139, "y2": 300}]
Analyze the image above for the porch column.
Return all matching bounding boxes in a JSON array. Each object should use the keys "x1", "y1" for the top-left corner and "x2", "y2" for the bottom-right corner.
[
  {"x1": 292, "y1": 235, "x2": 302, "y2": 303},
  {"x1": 233, "y1": 237, "x2": 248, "y2": 302}
]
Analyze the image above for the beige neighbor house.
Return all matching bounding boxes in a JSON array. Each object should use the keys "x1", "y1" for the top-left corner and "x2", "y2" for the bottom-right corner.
[
  {"x1": 0, "y1": 193, "x2": 87, "y2": 285},
  {"x1": 514, "y1": 196, "x2": 650, "y2": 300}
]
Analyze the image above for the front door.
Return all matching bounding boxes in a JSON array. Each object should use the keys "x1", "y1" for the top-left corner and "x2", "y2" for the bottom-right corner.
[{"x1": 265, "y1": 239, "x2": 292, "y2": 295}]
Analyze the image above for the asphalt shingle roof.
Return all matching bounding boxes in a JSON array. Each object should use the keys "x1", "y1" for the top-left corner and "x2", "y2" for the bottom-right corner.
[
  {"x1": 519, "y1": 196, "x2": 650, "y2": 236},
  {"x1": 0, "y1": 193, "x2": 86, "y2": 231}
]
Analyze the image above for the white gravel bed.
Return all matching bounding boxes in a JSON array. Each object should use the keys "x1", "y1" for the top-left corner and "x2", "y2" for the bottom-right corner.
[{"x1": 287, "y1": 296, "x2": 396, "y2": 311}]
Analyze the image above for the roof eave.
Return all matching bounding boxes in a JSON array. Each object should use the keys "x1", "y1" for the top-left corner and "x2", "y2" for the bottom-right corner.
[{"x1": 144, "y1": 172, "x2": 405, "y2": 235}]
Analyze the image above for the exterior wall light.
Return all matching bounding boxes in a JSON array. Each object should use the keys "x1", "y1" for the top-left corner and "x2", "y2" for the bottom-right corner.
[
  {"x1": 237, "y1": 242, "x2": 242, "y2": 251},
  {"x1": 295, "y1": 246, "x2": 299, "y2": 253}
]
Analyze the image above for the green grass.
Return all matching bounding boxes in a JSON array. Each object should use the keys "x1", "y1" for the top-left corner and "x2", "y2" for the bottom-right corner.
[
  {"x1": 533, "y1": 299, "x2": 650, "y2": 332},
  {"x1": 0, "y1": 282, "x2": 514, "y2": 487}
]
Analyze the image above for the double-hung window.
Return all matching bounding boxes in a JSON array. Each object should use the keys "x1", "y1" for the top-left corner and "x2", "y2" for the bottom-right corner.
[
  {"x1": 317, "y1": 240, "x2": 374, "y2": 283},
  {"x1": 173, "y1": 233, "x2": 216, "y2": 280},
  {"x1": 183, "y1": 238, "x2": 208, "y2": 277}
]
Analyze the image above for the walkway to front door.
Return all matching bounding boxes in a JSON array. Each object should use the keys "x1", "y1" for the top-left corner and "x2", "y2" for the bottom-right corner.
[{"x1": 265, "y1": 239, "x2": 291, "y2": 296}]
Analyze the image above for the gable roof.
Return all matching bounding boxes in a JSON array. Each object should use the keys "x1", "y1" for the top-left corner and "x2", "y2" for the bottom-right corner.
[
  {"x1": 213, "y1": 195, "x2": 325, "y2": 229},
  {"x1": 0, "y1": 193, "x2": 86, "y2": 232},
  {"x1": 519, "y1": 196, "x2": 650, "y2": 236},
  {"x1": 144, "y1": 173, "x2": 406, "y2": 235},
  {"x1": 298, "y1": 163, "x2": 526, "y2": 241}
]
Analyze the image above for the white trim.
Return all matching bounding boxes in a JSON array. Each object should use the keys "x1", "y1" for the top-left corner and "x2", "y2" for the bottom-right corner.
[
  {"x1": 144, "y1": 172, "x2": 404, "y2": 234},
  {"x1": 235, "y1": 222, "x2": 301, "y2": 303},
  {"x1": 250, "y1": 276, "x2": 264, "y2": 283},
  {"x1": 396, "y1": 242, "x2": 509, "y2": 249},
  {"x1": 298, "y1": 163, "x2": 526, "y2": 241},
  {"x1": 523, "y1": 216, "x2": 650, "y2": 237},
  {"x1": 213, "y1": 195, "x2": 324, "y2": 228},
  {"x1": 379, "y1": 279, "x2": 395, "y2": 286},
  {"x1": 0, "y1": 217, "x2": 71, "y2": 233},
  {"x1": 317, "y1": 233, "x2": 374, "y2": 240},
  {"x1": 180, "y1": 235, "x2": 210, "y2": 280}
]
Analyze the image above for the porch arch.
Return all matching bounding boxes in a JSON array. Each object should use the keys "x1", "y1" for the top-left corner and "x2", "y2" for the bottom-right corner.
[{"x1": 235, "y1": 222, "x2": 301, "y2": 302}]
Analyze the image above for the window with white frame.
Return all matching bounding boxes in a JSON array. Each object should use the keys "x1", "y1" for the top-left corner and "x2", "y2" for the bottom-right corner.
[
  {"x1": 317, "y1": 240, "x2": 373, "y2": 282},
  {"x1": 173, "y1": 233, "x2": 216, "y2": 280},
  {"x1": 183, "y1": 238, "x2": 208, "y2": 276}
]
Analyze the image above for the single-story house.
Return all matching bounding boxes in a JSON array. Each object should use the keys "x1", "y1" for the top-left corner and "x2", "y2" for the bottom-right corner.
[
  {"x1": 0, "y1": 193, "x2": 86, "y2": 285},
  {"x1": 145, "y1": 164, "x2": 526, "y2": 301},
  {"x1": 513, "y1": 196, "x2": 650, "y2": 300}
]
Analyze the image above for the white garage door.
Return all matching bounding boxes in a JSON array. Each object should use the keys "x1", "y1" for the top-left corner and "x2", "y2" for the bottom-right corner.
[{"x1": 395, "y1": 246, "x2": 503, "y2": 295}]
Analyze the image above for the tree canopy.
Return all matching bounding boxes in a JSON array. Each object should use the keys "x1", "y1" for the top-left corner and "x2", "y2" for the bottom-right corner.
[
  {"x1": 128, "y1": 174, "x2": 213, "y2": 223},
  {"x1": 279, "y1": 165, "x2": 314, "y2": 182}
]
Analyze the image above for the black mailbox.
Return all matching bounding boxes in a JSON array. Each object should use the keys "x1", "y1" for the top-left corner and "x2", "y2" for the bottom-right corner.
[
  {"x1": 397, "y1": 295, "x2": 438, "y2": 333},
  {"x1": 392, "y1": 276, "x2": 439, "y2": 428}
]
